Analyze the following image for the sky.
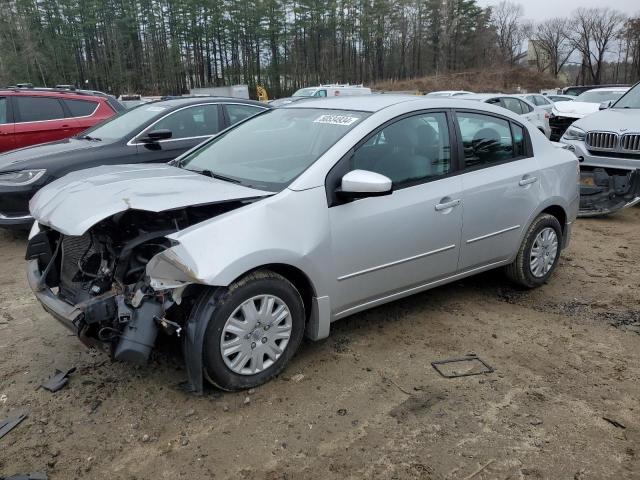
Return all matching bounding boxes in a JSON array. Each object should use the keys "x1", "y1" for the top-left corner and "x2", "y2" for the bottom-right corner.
[{"x1": 477, "y1": 0, "x2": 640, "y2": 21}]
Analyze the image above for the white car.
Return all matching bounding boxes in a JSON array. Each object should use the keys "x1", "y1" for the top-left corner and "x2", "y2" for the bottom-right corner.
[
  {"x1": 550, "y1": 87, "x2": 630, "y2": 140},
  {"x1": 461, "y1": 94, "x2": 551, "y2": 138},
  {"x1": 518, "y1": 94, "x2": 554, "y2": 113}
]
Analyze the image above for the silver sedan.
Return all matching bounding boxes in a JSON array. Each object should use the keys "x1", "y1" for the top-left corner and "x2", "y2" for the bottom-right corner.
[{"x1": 27, "y1": 95, "x2": 579, "y2": 391}]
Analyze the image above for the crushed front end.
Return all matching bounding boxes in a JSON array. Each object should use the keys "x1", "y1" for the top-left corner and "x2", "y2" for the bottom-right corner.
[{"x1": 25, "y1": 205, "x2": 241, "y2": 369}]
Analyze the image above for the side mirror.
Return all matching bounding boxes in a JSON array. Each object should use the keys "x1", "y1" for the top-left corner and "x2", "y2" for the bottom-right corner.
[
  {"x1": 337, "y1": 169, "x2": 392, "y2": 199},
  {"x1": 599, "y1": 101, "x2": 612, "y2": 111},
  {"x1": 138, "y1": 129, "x2": 172, "y2": 143}
]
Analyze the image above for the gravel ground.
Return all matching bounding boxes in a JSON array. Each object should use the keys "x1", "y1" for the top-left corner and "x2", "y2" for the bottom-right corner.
[{"x1": 0, "y1": 208, "x2": 639, "y2": 479}]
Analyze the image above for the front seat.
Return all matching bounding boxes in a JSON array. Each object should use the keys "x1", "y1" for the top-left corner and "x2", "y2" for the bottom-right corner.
[
  {"x1": 472, "y1": 128, "x2": 502, "y2": 164},
  {"x1": 373, "y1": 122, "x2": 428, "y2": 184}
]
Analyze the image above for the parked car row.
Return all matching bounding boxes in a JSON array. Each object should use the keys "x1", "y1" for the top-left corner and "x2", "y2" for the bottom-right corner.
[
  {"x1": 21, "y1": 94, "x2": 580, "y2": 392},
  {"x1": 0, "y1": 97, "x2": 267, "y2": 229}
]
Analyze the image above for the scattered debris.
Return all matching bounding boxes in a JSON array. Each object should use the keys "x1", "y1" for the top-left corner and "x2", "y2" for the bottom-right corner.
[
  {"x1": 337, "y1": 409, "x2": 347, "y2": 416},
  {"x1": 0, "y1": 412, "x2": 28, "y2": 441},
  {"x1": 243, "y1": 396, "x2": 251, "y2": 405},
  {"x1": 431, "y1": 355, "x2": 494, "y2": 378},
  {"x1": 464, "y1": 459, "x2": 495, "y2": 480},
  {"x1": 290, "y1": 373, "x2": 305, "y2": 383},
  {"x1": 603, "y1": 417, "x2": 626, "y2": 429},
  {"x1": 529, "y1": 417, "x2": 543, "y2": 426},
  {"x1": 378, "y1": 370, "x2": 413, "y2": 395},
  {"x1": 39, "y1": 367, "x2": 76, "y2": 393}
]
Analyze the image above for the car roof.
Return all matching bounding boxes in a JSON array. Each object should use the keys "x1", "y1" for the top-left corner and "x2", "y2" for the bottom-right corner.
[
  {"x1": 578, "y1": 87, "x2": 629, "y2": 93},
  {"x1": 460, "y1": 93, "x2": 511, "y2": 100},
  {"x1": 0, "y1": 88, "x2": 106, "y2": 101},
  {"x1": 147, "y1": 96, "x2": 268, "y2": 109},
  {"x1": 283, "y1": 94, "x2": 421, "y2": 112}
]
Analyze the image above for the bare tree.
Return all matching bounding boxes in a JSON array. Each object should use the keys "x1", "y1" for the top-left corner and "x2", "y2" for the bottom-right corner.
[
  {"x1": 568, "y1": 8, "x2": 626, "y2": 84},
  {"x1": 491, "y1": 1, "x2": 529, "y2": 66},
  {"x1": 530, "y1": 18, "x2": 575, "y2": 78}
]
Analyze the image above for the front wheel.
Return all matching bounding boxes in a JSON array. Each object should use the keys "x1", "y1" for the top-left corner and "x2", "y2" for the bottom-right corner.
[
  {"x1": 505, "y1": 213, "x2": 562, "y2": 288},
  {"x1": 197, "y1": 270, "x2": 305, "y2": 391}
]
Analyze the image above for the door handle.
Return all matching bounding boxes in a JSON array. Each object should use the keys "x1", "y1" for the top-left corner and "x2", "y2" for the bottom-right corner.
[
  {"x1": 519, "y1": 176, "x2": 538, "y2": 187},
  {"x1": 435, "y1": 198, "x2": 461, "y2": 211}
]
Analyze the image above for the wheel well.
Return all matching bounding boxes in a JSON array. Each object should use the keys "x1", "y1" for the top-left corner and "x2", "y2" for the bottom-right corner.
[
  {"x1": 541, "y1": 205, "x2": 567, "y2": 235},
  {"x1": 247, "y1": 264, "x2": 316, "y2": 321}
]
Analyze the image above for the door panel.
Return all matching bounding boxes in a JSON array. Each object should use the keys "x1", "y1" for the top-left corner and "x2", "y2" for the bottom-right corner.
[
  {"x1": 13, "y1": 96, "x2": 76, "y2": 149},
  {"x1": 329, "y1": 178, "x2": 463, "y2": 313},
  {"x1": 327, "y1": 111, "x2": 463, "y2": 314},
  {"x1": 455, "y1": 111, "x2": 541, "y2": 270}
]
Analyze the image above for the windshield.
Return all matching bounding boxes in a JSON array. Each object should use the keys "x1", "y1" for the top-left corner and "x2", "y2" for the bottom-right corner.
[
  {"x1": 292, "y1": 88, "x2": 318, "y2": 97},
  {"x1": 80, "y1": 104, "x2": 168, "y2": 140},
  {"x1": 612, "y1": 83, "x2": 640, "y2": 109},
  {"x1": 576, "y1": 90, "x2": 627, "y2": 104},
  {"x1": 179, "y1": 108, "x2": 370, "y2": 191}
]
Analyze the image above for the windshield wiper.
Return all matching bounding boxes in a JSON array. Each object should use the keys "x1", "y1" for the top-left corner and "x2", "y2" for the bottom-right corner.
[
  {"x1": 77, "y1": 134, "x2": 102, "y2": 141},
  {"x1": 191, "y1": 168, "x2": 242, "y2": 184}
]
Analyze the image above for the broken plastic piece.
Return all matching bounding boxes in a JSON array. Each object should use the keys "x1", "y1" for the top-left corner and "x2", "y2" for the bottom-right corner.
[
  {"x1": 39, "y1": 367, "x2": 76, "y2": 392},
  {"x1": 0, "y1": 412, "x2": 28, "y2": 441},
  {"x1": 431, "y1": 355, "x2": 494, "y2": 378}
]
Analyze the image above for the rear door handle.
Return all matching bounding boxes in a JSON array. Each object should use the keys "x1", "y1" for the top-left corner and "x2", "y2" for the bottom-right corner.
[
  {"x1": 435, "y1": 198, "x2": 461, "y2": 211},
  {"x1": 519, "y1": 176, "x2": 538, "y2": 187}
]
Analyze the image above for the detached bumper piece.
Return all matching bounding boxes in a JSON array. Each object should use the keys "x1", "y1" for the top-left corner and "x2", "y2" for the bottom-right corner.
[
  {"x1": 549, "y1": 115, "x2": 576, "y2": 141},
  {"x1": 579, "y1": 167, "x2": 640, "y2": 217}
]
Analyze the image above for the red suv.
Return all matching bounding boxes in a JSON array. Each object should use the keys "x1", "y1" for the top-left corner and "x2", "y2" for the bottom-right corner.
[{"x1": 0, "y1": 88, "x2": 124, "y2": 153}]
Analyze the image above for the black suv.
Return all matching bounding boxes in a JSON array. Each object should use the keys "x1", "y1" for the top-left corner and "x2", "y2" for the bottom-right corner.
[{"x1": 0, "y1": 97, "x2": 268, "y2": 229}]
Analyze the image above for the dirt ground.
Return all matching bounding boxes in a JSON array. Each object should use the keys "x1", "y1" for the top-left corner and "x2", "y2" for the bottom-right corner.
[{"x1": 1, "y1": 208, "x2": 639, "y2": 480}]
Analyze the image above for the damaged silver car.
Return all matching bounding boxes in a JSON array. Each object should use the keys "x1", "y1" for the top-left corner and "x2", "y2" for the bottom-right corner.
[
  {"x1": 560, "y1": 81, "x2": 640, "y2": 216},
  {"x1": 27, "y1": 96, "x2": 579, "y2": 392}
]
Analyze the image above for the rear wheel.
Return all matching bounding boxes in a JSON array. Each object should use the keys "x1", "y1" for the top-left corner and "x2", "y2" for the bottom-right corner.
[
  {"x1": 198, "y1": 270, "x2": 305, "y2": 391},
  {"x1": 505, "y1": 213, "x2": 562, "y2": 288}
]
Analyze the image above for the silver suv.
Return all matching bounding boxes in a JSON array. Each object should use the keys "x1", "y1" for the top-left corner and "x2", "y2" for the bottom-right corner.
[
  {"x1": 26, "y1": 96, "x2": 579, "y2": 392},
  {"x1": 560, "y1": 81, "x2": 640, "y2": 216}
]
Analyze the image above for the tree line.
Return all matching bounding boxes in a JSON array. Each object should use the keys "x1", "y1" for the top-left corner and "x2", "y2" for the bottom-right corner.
[{"x1": 0, "y1": 0, "x2": 639, "y2": 97}]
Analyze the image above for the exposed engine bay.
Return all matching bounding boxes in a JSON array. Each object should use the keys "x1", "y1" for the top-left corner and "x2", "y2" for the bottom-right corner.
[
  {"x1": 579, "y1": 167, "x2": 640, "y2": 217},
  {"x1": 26, "y1": 201, "x2": 249, "y2": 368}
]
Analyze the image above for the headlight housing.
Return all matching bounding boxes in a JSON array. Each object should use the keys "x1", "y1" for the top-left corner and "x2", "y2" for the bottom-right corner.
[
  {"x1": 0, "y1": 169, "x2": 46, "y2": 187},
  {"x1": 562, "y1": 126, "x2": 586, "y2": 142}
]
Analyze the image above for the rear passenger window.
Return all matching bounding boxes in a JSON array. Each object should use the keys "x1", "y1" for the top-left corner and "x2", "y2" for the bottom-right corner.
[
  {"x1": 64, "y1": 99, "x2": 98, "y2": 117},
  {"x1": 0, "y1": 98, "x2": 7, "y2": 124},
  {"x1": 456, "y1": 112, "x2": 517, "y2": 168},
  {"x1": 501, "y1": 98, "x2": 524, "y2": 115},
  {"x1": 15, "y1": 97, "x2": 65, "y2": 122},
  {"x1": 225, "y1": 104, "x2": 263, "y2": 126},
  {"x1": 349, "y1": 112, "x2": 451, "y2": 187},
  {"x1": 519, "y1": 100, "x2": 533, "y2": 113}
]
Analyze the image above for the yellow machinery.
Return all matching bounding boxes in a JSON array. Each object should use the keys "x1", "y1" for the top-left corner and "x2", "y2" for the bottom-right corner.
[{"x1": 256, "y1": 85, "x2": 269, "y2": 102}]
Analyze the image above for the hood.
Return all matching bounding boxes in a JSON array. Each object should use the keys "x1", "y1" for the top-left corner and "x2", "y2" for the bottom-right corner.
[
  {"x1": 572, "y1": 108, "x2": 640, "y2": 134},
  {"x1": 552, "y1": 101, "x2": 600, "y2": 119},
  {"x1": 0, "y1": 137, "x2": 109, "y2": 172},
  {"x1": 30, "y1": 164, "x2": 273, "y2": 236}
]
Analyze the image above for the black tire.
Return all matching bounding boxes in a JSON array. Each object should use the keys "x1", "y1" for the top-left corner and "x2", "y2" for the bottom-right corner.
[
  {"x1": 196, "y1": 270, "x2": 305, "y2": 391},
  {"x1": 505, "y1": 213, "x2": 563, "y2": 289}
]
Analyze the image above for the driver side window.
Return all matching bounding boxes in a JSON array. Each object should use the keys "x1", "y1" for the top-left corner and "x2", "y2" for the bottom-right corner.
[
  {"x1": 152, "y1": 104, "x2": 219, "y2": 140},
  {"x1": 347, "y1": 112, "x2": 451, "y2": 188}
]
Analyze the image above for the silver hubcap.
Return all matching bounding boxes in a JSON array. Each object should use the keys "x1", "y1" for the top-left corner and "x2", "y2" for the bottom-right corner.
[
  {"x1": 220, "y1": 295, "x2": 292, "y2": 375},
  {"x1": 529, "y1": 227, "x2": 558, "y2": 278}
]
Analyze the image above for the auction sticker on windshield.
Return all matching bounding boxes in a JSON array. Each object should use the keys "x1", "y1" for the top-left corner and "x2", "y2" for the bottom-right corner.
[{"x1": 313, "y1": 114, "x2": 361, "y2": 126}]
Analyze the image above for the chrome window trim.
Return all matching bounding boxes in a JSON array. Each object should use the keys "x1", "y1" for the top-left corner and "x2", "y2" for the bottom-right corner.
[
  {"x1": 11, "y1": 96, "x2": 99, "y2": 124},
  {"x1": 126, "y1": 102, "x2": 266, "y2": 147}
]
